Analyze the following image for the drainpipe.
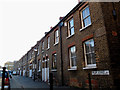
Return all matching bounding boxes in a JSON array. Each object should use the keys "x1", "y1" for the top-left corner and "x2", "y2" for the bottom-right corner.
[{"x1": 59, "y1": 22, "x2": 64, "y2": 86}]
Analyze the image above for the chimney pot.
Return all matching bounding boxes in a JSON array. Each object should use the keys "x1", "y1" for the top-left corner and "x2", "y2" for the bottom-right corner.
[
  {"x1": 59, "y1": 17, "x2": 64, "y2": 21},
  {"x1": 45, "y1": 32, "x2": 48, "y2": 35}
]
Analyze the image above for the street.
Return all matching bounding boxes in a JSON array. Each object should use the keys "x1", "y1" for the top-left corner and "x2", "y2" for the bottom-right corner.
[{"x1": 10, "y1": 75, "x2": 49, "y2": 89}]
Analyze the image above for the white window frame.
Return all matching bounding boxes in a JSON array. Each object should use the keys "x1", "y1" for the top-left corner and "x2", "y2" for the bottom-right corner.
[
  {"x1": 80, "y1": 6, "x2": 91, "y2": 30},
  {"x1": 68, "y1": 18, "x2": 74, "y2": 37},
  {"x1": 55, "y1": 30, "x2": 59, "y2": 44},
  {"x1": 69, "y1": 46, "x2": 77, "y2": 69},
  {"x1": 83, "y1": 39, "x2": 96, "y2": 68},
  {"x1": 47, "y1": 37, "x2": 50, "y2": 49}
]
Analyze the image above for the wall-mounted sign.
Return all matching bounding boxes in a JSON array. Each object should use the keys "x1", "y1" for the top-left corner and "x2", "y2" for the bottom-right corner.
[{"x1": 92, "y1": 70, "x2": 110, "y2": 75}]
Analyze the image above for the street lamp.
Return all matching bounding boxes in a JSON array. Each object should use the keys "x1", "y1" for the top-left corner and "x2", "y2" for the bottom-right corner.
[{"x1": 33, "y1": 48, "x2": 37, "y2": 81}]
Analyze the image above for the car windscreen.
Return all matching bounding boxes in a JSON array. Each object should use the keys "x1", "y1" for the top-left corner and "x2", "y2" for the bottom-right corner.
[{"x1": 0, "y1": 70, "x2": 8, "y2": 78}]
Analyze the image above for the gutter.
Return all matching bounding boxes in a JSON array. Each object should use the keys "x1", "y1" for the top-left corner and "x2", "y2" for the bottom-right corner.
[{"x1": 59, "y1": 22, "x2": 64, "y2": 85}]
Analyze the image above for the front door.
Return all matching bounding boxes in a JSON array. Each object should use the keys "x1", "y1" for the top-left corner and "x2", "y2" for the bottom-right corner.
[
  {"x1": 29, "y1": 70, "x2": 32, "y2": 77},
  {"x1": 42, "y1": 61, "x2": 45, "y2": 81},
  {"x1": 42, "y1": 59, "x2": 49, "y2": 82}
]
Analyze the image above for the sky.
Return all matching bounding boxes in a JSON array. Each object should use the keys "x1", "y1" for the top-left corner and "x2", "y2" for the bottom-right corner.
[{"x1": 0, "y1": 0, "x2": 78, "y2": 66}]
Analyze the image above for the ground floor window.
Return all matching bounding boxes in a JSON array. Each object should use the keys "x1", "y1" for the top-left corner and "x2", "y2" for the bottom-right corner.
[
  {"x1": 52, "y1": 53, "x2": 57, "y2": 69},
  {"x1": 69, "y1": 46, "x2": 77, "y2": 69},
  {"x1": 83, "y1": 39, "x2": 96, "y2": 67}
]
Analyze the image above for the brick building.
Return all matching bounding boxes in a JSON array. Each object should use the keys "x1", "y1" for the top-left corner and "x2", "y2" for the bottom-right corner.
[
  {"x1": 15, "y1": 2, "x2": 120, "y2": 89},
  {"x1": 4, "y1": 61, "x2": 14, "y2": 71}
]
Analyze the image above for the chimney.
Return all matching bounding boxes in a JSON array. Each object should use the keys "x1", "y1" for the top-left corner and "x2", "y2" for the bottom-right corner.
[
  {"x1": 50, "y1": 26, "x2": 53, "y2": 30},
  {"x1": 59, "y1": 17, "x2": 64, "y2": 21},
  {"x1": 45, "y1": 32, "x2": 48, "y2": 35}
]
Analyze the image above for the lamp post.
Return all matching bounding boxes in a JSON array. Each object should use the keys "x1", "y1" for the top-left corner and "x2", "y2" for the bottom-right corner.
[
  {"x1": 34, "y1": 48, "x2": 37, "y2": 81},
  {"x1": 2, "y1": 67, "x2": 6, "y2": 90}
]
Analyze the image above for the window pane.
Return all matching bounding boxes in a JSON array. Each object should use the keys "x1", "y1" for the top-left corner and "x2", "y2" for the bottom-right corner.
[
  {"x1": 91, "y1": 53, "x2": 96, "y2": 64},
  {"x1": 52, "y1": 53, "x2": 57, "y2": 69},
  {"x1": 71, "y1": 57, "x2": 76, "y2": 67},
  {"x1": 85, "y1": 7, "x2": 90, "y2": 17},
  {"x1": 42, "y1": 42, "x2": 44, "y2": 49},
  {"x1": 56, "y1": 37, "x2": 59, "y2": 43},
  {"x1": 70, "y1": 46, "x2": 76, "y2": 67},
  {"x1": 48, "y1": 37, "x2": 50, "y2": 48},
  {"x1": 56, "y1": 30, "x2": 59, "y2": 37},
  {"x1": 69, "y1": 18, "x2": 74, "y2": 28},
  {"x1": 85, "y1": 42, "x2": 90, "y2": 53},
  {"x1": 70, "y1": 27, "x2": 74, "y2": 35},
  {"x1": 71, "y1": 46, "x2": 75, "y2": 53},
  {"x1": 55, "y1": 30, "x2": 59, "y2": 43},
  {"x1": 86, "y1": 54, "x2": 91, "y2": 65},
  {"x1": 90, "y1": 39, "x2": 94, "y2": 52},
  {"x1": 83, "y1": 16, "x2": 91, "y2": 27},
  {"x1": 82, "y1": 7, "x2": 90, "y2": 19},
  {"x1": 84, "y1": 39, "x2": 96, "y2": 65}
]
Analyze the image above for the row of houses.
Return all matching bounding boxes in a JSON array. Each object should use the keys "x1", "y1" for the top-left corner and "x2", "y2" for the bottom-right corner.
[{"x1": 14, "y1": 1, "x2": 120, "y2": 89}]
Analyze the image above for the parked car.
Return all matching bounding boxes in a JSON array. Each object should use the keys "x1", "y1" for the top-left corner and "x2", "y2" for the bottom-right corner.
[
  {"x1": 0, "y1": 69, "x2": 10, "y2": 89},
  {"x1": 12, "y1": 71, "x2": 17, "y2": 75}
]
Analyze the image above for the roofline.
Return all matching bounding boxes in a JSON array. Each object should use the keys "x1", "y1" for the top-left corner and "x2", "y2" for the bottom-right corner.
[
  {"x1": 45, "y1": 2, "x2": 85, "y2": 36},
  {"x1": 18, "y1": 2, "x2": 86, "y2": 61}
]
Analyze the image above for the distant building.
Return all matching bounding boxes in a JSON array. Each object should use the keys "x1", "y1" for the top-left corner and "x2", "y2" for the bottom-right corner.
[
  {"x1": 4, "y1": 61, "x2": 14, "y2": 71},
  {"x1": 0, "y1": 66, "x2": 2, "y2": 69}
]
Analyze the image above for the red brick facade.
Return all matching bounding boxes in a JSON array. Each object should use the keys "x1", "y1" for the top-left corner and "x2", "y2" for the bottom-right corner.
[{"x1": 15, "y1": 2, "x2": 120, "y2": 89}]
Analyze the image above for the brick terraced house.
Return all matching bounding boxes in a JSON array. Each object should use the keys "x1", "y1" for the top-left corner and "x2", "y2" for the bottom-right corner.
[{"x1": 14, "y1": 2, "x2": 120, "y2": 89}]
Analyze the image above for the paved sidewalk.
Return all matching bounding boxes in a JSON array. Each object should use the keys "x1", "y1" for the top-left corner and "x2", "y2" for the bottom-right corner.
[
  {"x1": 10, "y1": 75, "x2": 81, "y2": 90},
  {"x1": 10, "y1": 75, "x2": 49, "y2": 89}
]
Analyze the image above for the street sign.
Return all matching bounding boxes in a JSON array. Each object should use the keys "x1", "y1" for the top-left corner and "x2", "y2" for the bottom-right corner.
[{"x1": 92, "y1": 70, "x2": 110, "y2": 75}]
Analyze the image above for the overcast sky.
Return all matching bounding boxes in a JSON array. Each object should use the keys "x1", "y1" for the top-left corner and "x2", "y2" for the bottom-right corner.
[{"x1": 0, "y1": 0, "x2": 78, "y2": 66}]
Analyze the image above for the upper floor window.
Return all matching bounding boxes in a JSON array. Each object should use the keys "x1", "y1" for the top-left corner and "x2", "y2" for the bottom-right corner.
[
  {"x1": 69, "y1": 46, "x2": 77, "y2": 69},
  {"x1": 37, "y1": 46, "x2": 40, "y2": 55},
  {"x1": 81, "y1": 6, "x2": 91, "y2": 28},
  {"x1": 83, "y1": 39, "x2": 96, "y2": 67},
  {"x1": 42, "y1": 41, "x2": 44, "y2": 50},
  {"x1": 28, "y1": 52, "x2": 31, "y2": 60},
  {"x1": 52, "y1": 53, "x2": 57, "y2": 70},
  {"x1": 68, "y1": 18, "x2": 74, "y2": 36},
  {"x1": 47, "y1": 37, "x2": 50, "y2": 49},
  {"x1": 32, "y1": 51, "x2": 34, "y2": 58},
  {"x1": 38, "y1": 60, "x2": 41, "y2": 71},
  {"x1": 54, "y1": 30, "x2": 59, "y2": 44}
]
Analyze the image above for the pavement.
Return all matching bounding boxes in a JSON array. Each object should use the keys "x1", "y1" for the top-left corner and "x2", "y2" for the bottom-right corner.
[
  {"x1": 10, "y1": 75, "x2": 81, "y2": 90},
  {"x1": 10, "y1": 75, "x2": 49, "y2": 89}
]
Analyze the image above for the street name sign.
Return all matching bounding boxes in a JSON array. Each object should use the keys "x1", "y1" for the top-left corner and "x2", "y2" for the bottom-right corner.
[{"x1": 92, "y1": 70, "x2": 110, "y2": 75}]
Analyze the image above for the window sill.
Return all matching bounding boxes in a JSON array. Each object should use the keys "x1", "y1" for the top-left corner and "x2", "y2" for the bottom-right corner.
[
  {"x1": 37, "y1": 70, "x2": 41, "y2": 72},
  {"x1": 46, "y1": 47, "x2": 50, "y2": 50},
  {"x1": 79, "y1": 24, "x2": 92, "y2": 31},
  {"x1": 83, "y1": 66, "x2": 97, "y2": 70},
  {"x1": 66, "y1": 34, "x2": 75, "y2": 39},
  {"x1": 42, "y1": 51, "x2": 44, "y2": 53},
  {"x1": 54, "y1": 42, "x2": 59, "y2": 46},
  {"x1": 68, "y1": 67, "x2": 77, "y2": 71},
  {"x1": 51, "y1": 69, "x2": 57, "y2": 72}
]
